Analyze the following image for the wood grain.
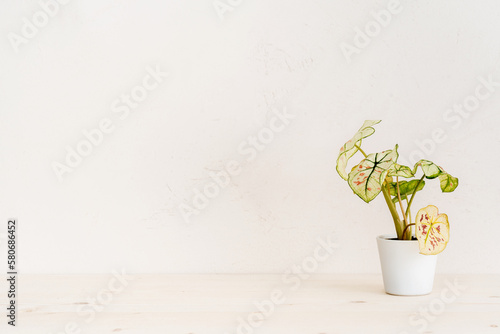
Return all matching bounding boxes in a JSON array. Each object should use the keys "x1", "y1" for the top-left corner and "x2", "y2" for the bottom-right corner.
[{"x1": 1, "y1": 274, "x2": 499, "y2": 333}]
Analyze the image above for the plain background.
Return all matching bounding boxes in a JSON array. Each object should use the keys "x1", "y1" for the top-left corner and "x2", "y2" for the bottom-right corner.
[{"x1": 1, "y1": 0, "x2": 499, "y2": 274}]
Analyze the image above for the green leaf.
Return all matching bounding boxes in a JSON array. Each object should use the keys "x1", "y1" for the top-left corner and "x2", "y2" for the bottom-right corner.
[
  {"x1": 389, "y1": 179, "x2": 426, "y2": 197},
  {"x1": 438, "y1": 173, "x2": 459, "y2": 192},
  {"x1": 336, "y1": 120, "x2": 381, "y2": 180},
  {"x1": 412, "y1": 159, "x2": 459, "y2": 192},
  {"x1": 412, "y1": 160, "x2": 444, "y2": 179},
  {"x1": 388, "y1": 163, "x2": 414, "y2": 178},
  {"x1": 392, "y1": 196, "x2": 404, "y2": 203},
  {"x1": 389, "y1": 179, "x2": 426, "y2": 203},
  {"x1": 348, "y1": 145, "x2": 398, "y2": 203}
]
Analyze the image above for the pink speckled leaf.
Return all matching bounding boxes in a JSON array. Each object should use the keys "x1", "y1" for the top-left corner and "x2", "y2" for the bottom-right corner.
[
  {"x1": 415, "y1": 205, "x2": 450, "y2": 255},
  {"x1": 438, "y1": 173, "x2": 459, "y2": 193},
  {"x1": 347, "y1": 145, "x2": 398, "y2": 203},
  {"x1": 336, "y1": 120, "x2": 381, "y2": 180}
]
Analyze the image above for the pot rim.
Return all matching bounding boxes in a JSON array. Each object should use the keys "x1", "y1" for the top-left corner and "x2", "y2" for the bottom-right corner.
[{"x1": 377, "y1": 234, "x2": 417, "y2": 242}]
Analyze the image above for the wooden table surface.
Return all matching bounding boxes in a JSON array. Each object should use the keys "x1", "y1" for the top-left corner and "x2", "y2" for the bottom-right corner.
[{"x1": 1, "y1": 274, "x2": 499, "y2": 334}]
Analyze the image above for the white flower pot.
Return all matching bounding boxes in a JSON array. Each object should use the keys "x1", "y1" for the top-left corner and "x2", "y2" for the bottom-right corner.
[{"x1": 376, "y1": 234, "x2": 437, "y2": 296}]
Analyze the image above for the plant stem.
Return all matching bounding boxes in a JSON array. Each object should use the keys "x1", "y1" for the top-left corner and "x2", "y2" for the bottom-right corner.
[
  {"x1": 354, "y1": 144, "x2": 368, "y2": 158},
  {"x1": 406, "y1": 197, "x2": 412, "y2": 237},
  {"x1": 395, "y1": 176, "x2": 409, "y2": 239},
  {"x1": 381, "y1": 180, "x2": 404, "y2": 239},
  {"x1": 402, "y1": 223, "x2": 416, "y2": 240},
  {"x1": 405, "y1": 197, "x2": 410, "y2": 220},
  {"x1": 406, "y1": 175, "x2": 425, "y2": 220}
]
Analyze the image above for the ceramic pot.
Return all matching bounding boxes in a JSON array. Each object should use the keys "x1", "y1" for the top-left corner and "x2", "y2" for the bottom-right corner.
[{"x1": 376, "y1": 234, "x2": 437, "y2": 296}]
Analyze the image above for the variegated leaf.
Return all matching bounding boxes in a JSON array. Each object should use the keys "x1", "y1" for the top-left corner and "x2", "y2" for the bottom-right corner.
[
  {"x1": 438, "y1": 173, "x2": 459, "y2": 193},
  {"x1": 347, "y1": 145, "x2": 398, "y2": 203},
  {"x1": 388, "y1": 163, "x2": 414, "y2": 178},
  {"x1": 415, "y1": 205, "x2": 450, "y2": 255},
  {"x1": 412, "y1": 160, "x2": 444, "y2": 179},
  {"x1": 413, "y1": 159, "x2": 459, "y2": 192},
  {"x1": 336, "y1": 120, "x2": 381, "y2": 180}
]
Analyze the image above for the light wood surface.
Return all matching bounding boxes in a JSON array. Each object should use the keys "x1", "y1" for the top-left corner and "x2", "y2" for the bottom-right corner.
[{"x1": 1, "y1": 274, "x2": 499, "y2": 333}]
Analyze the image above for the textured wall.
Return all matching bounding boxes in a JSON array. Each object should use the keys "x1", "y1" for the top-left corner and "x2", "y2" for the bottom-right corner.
[{"x1": 1, "y1": 0, "x2": 499, "y2": 273}]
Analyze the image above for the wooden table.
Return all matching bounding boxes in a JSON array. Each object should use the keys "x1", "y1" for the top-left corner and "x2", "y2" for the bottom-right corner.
[{"x1": 1, "y1": 274, "x2": 499, "y2": 333}]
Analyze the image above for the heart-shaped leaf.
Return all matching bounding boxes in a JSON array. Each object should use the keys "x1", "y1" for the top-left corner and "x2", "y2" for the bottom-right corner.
[
  {"x1": 388, "y1": 163, "x2": 414, "y2": 178},
  {"x1": 336, "y1": 120, "x2": 381, "y2": 180},
  {"x1": 439, "y1": 173, "x2": 459, "y2": 193},
  {"x1": 415, "y1": 205, "x2": 450, "y2": 255},
  {"x1": 348, "y1": 145, "x2": 398, "y2": 203}
]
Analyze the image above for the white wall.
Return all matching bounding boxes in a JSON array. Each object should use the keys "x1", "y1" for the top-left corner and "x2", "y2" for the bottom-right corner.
[{"x1": 1, "y1": 0, "x2": 499, "y2": 274}]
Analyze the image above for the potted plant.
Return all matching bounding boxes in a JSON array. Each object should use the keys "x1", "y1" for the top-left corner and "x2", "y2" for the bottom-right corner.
[{"x1": 336, "y1": 120, "x2": 459, "y2": 296}]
